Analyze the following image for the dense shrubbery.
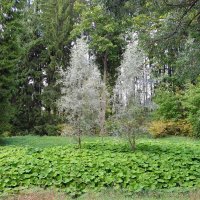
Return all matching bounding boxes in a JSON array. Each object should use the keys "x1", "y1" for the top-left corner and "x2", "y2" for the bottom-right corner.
[
  {"x1": 105, "y1": 120, "x2": 121, "y2": 136},
  {"x1": 152, "y1": 90, "x2": 183, "y2": 121},
  {"x1": 183, "y1": 83, "x2": 200, "y2": 138},
  {"x1": 33, "y1": 124, "x2": 61, "y2": 136},
  {"x1": 148, "y1": 120, "x2": 193, "y2": 138},
  {"x1": 1, "y1": 141, "x2": 200, "y2": 196},
  {"x1": 152, "y1": 85, "x2": 200, "y2": 138}
]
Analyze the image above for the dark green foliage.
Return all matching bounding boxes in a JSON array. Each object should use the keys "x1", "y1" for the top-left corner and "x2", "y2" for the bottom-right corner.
[
  {"x1": 1, "y1": 139, "x2": 200, "y2": 195},
  {"x1": 1, "y1": 0, "x2": 200, "y2": 137},
  {"x1": 11, "y1": 0, "x2": 75, "y2": 135},
  {"x1": 15, "y1": 40, "x2": 48, "y2": 131},
  {"x1": 0, "y1": 0, "x2": 26, "y2": 134},
  {"x1": 33, "y1": 124, "x2": 61, "y2": 136},
  {"x1": 40, "y1": 0, "x2": 75, "y2": 123}
]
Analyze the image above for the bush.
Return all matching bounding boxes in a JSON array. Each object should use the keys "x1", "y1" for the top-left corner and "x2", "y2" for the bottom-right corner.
[
  {"x1": 1, "y1": 131, "x2": 12, "y2": 137},
  {"x1": 33, "y1": 124, "x2": 60, "y2": 136},
  {"x1": 105, "y1": 120, "x2": 121, "y2": 136},
  {"x1": 44, "y1": 124, "x2": 60, "y2": 136},
  {"x1": 148, "y1": 120, "x2": 193, "y2": 138},
  {"x1": 176, "y1": 120, "x2": 193, "y2": 136},
  {"x1": 57, "y1": 124, "x2": 75, "y2": 136},
  {"x1": 183, "y1": 82, "x2": 200, "y2": 137},
  {"x1": 148, "y1": 121, "x2": 168, "y2": 138},
  {"x1": 153, "y1": 90, "x2": 183, "y2": 121}
]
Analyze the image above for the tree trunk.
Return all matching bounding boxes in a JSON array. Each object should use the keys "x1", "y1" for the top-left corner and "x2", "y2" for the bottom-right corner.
[
  {"x1": 128, "y1": 129, "x2": 136, "y2": 151},
  {"x1": 78, "y1": 128, "x2": 81, "y2": 149},
  {"x1": 99, "y1": 52, "x2": 107, "y2": 136}
]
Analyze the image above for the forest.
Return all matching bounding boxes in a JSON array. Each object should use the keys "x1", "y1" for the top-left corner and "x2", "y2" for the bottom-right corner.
[{"x1": 0, "y1": 0, "x2": 200, "y2": 199}]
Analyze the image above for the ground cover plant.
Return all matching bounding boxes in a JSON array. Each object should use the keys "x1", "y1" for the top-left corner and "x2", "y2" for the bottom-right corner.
[{"x1": 1, "y1": 136, "x2": 200, "y2": 197}]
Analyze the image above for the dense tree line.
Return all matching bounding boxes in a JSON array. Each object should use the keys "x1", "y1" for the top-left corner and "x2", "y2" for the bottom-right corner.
[{"x1": 0, "y1": 0, "x2": 200, "y2": 136}]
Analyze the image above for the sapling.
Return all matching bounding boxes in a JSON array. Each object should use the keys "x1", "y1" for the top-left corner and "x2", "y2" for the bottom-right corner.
[
  {"x1": 57, "y1": 37, "x2": 103, "y2": 148},
  {"x1": 113, "y1": 35, "x2": 146, "y2": 150},
  {"x1": 117, "y1": 98, "x2": 145, "y2": 151}
]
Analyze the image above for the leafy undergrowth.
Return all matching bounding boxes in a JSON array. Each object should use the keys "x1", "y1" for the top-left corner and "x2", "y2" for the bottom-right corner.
[{"x1": 0, "y1": 137, "x2": 200, "y2": 196}]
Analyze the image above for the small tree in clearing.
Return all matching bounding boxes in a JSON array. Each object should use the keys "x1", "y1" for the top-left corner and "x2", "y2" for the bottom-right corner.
[
  {"x1": 113, "y1": 35, "x2": 146, "y2": 151},
  {"x1": 58, "y1": 37, "x2": 103, "y2": 148},
  {"x1": 116, "y1": 99, "x2": 145, "y2": 151}
]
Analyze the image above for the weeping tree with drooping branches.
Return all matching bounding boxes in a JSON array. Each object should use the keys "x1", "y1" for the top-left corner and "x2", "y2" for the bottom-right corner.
[{"x1": 57, "y1": 37, "x2": 103, "y2": 148}]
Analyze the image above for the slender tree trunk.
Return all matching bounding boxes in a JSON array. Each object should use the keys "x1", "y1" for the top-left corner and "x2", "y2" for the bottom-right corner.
[
  {"x1": 128, "y1": 128, "x2": 136, "y2": 151},
  {"x1": 100, "y1": 52, "x2": 107, "y2": 136},
  {"x1": 78, "y1": 128, "x2": 81, "y2": 149},
  {"x1": 78, "y1": 135, "x2": 81, "y2": 149}
]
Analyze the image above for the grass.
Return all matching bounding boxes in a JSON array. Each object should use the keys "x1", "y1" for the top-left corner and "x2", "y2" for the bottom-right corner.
[
  {"x1": 0, "y1": 135, "x2": 121, "y2": 148},
  {"x1": 0, "y1": 136, "x2": 74, "y2": 148},
  {"x1": 0, "y1": 135, "x2": 199, "y2": 149}
]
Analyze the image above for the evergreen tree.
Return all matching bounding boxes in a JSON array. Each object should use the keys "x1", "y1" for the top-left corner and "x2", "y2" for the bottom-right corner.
[
  {"x1": 0, "y1": 0, "x2": 25, "y2": 134},
  {"x1": 13, "y1": 0, "x2": 75, "y2": 135},
  {"x1": 41, "y1": 0, "x2": 75, "y2": 122},
  {"x1": 12, "y1": 0, "x2": 48, "y2": 134}
]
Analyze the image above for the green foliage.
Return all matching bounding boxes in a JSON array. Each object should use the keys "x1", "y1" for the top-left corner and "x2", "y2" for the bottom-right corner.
[
  {"x1": 135, "y1": 0, "x2": 200, "y2": 88},
  {"x1": 105, "y1": 120, "x2": 121, "y2": 136},
  {"x1": 117, "y1": 101, "x2": 146, "y2": 151},
  {"x1": 153, "y1": 90, "x2": 183, "y2": 121},
  {"x1": 10, "y1": 0, "x2": 75, "y2": 135},
  {"x1": 183, "y1": 82, "x2": 200, "y2": 137},
  {"x1": 1, "y1": 138, "x2": 200, "y2": 195},
  {"x1": 0, "y1": 0, "x2": 25, "y2": 134},
  {"x1": 33, "y1": 124, "x2": 60, "y2": 136},
  {"x1": 148, "y1": 120, "x2": 193, "y2": 138},
  {"x1": 72, "y1": 0, "x2": 128, "y2": 88}
]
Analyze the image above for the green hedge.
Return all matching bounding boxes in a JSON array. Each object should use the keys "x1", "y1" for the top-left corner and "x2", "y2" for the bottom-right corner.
[{"x1": 1, "y1": 142, "x2": 200, "y2": 196}]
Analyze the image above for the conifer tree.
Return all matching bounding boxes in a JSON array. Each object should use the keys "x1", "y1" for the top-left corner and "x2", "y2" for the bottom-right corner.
[
  {"x1": 0, "y1": 0, "x2": 25, "y2": 134},
  {"x1": 13, "y1": 0, "x2": 75, "y2": 134},
  {"x1": 41, "y1": 0, "x2": 75, "y2": 120}
]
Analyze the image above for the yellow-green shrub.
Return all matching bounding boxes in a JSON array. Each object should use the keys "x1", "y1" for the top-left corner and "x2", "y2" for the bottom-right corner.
[
  {"x1": 176, "y1": 120, "x2": 193, "y2": 136},
  {"x1": 148, "y1": 121, "x2": 168, "y2": 138},
  {"x1": 148, "y1": 120, "x2": 193, "y2": 138},
  {"x1": 57, "y1": 124, "x2": 75, "y2": 136}
]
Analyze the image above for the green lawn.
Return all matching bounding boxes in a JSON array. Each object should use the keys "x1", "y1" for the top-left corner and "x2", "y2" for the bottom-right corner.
[
  {"x1": 0, "y1": 135, "x2": 75, "y2": 148},
  {"x1": 0, "y1": 135, "x2": 199, "y2": 148},
  {"x1": 0, "y1": 135, "x2": 123, "y2": 148}
]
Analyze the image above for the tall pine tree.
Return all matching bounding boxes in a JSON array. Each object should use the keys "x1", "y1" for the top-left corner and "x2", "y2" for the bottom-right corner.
[{"x1": 0, "y1": 0, "x2": 25, "y2": 134}]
